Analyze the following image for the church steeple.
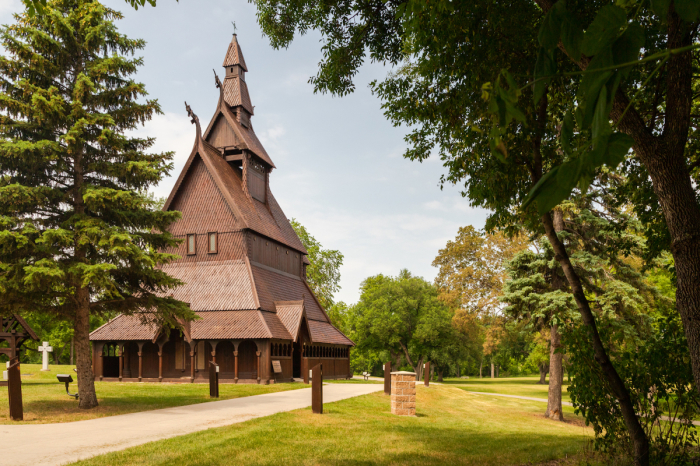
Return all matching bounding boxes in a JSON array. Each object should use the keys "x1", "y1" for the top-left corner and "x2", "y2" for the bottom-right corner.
[{"x1": 221, "y1": 34, "x2": 254, "y2": 123}]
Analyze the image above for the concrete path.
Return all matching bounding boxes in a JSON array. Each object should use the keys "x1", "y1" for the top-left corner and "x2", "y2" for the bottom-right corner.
[{"x1": 0, "y1": 383, "x2": 383, "y2": 466}]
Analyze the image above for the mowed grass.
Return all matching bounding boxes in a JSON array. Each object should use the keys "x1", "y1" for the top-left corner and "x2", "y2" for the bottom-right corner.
[
  {"x1": 70, "y1": 384, "x2": 593, "y2": 466},
  {"x1": 0, "y1": 364, "x2": 304, "y2": 424},
  {"x1": 443, "y1": 375, "x2": 573, "y2": 402}
]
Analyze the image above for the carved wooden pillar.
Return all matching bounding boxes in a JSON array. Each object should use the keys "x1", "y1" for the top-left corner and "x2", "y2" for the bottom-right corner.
[
  {"x1": 190, "y1": 341, "x2": 196, "y2": 383},
  {"x1": 209, "y1": 340, "x2": 219, "y2": 364},
  {"x1": 118, "y1": 342, "x2": 124, "y2": 382},
  {"x1": 234, "y1": 349, "x2": 239, "y2": 383},
  {"x1": 137, "y1": 342, "x2": 144, "y2": 382},
  {"x1": 256, "y1": 350, "x2": 261, "y2": 384}
]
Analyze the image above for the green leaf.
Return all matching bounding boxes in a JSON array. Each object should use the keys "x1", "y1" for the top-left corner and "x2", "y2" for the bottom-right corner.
[
  {"x1": 561, "y1": 110, "x2": 575, "y2": 155},
  {"x1": 651, "y1": 0, "x2": 671, "y2": 19},
  {"x1": 581, "y1": 5, "x2": 627, "y2": 57},
  {"x1": 675, "y1": 0, "x2": 700, "y2": 22},
  {"x1": 561, "y1": 13, "x2": 584, "y2": 60},
  {"x1": 592, "y1": 86, "x2": 611, "y2": 141},
  {"x1": 579, "y1": 47, "x2": 614, "y2": 128},
  {"x1": 534, "y1": 47, "x2": 556, "y2": 104},
  {"x1": 538, "y1": 4, "x2": 563, "y2": 50},
  {"x1": 603, "y1": 132, "x2": 634, "y2": 167},
  {"x1": 612, "y1": 22, "x2": 645, "y2": 72}
]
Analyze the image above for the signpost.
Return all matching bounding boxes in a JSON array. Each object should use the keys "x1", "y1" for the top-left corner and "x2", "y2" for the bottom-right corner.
[
  {"x1": 311, "y1": 363, "x2": 323, "y2": 414},
  {"x1": 384, "y1": 363, "x2": 391, "y2": 395},
  {"x1": 424, "y1": 361, "x2": 430, "y2": 387},
  {"x1": 38, "y1": 341, "x2": 53, "y2": 371},
  {"x1": 209, "y1": 361, "x2": 219, "y2": 398},
  {"x1": 271, "y1": 360, "x2": 282, "y2": 383},
  {"x1": 7, "y1": 357, "x2": 23, "y2": 420}
]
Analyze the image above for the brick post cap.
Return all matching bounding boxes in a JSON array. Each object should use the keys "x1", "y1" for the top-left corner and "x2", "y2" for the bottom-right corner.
[{"x1": 390, "y1": 371, "x2": 416, "y2": 376}]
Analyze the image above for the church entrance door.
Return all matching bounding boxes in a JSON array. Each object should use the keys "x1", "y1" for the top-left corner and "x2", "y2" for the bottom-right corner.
[{"x1": 238, "y1": 340, "x2": 257, "y2": 379}]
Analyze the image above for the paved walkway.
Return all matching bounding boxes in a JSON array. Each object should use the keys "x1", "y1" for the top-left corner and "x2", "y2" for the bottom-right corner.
[{"x1": 0, "y1": 383, "x2": 383, "y2": 466}]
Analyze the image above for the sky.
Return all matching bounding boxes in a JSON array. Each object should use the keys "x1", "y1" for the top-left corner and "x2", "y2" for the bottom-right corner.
[{"x1": 0, "y1": 0, "x2": 489, "y2": 305}]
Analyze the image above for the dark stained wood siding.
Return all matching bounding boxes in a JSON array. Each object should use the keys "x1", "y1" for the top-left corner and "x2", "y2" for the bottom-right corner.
[
  {"x1": 238, "y1": 340, "x2": 257, "y2": 379},
  {"x1": 207, "y1": 114, "x2": 238, "y2": 149},
  {"x1": 248, "y1": 233, "x2": 302, "y2": 276},
  {"x1": 248, "y1": 170, "x2": 265, "y2": 202},
  {"x1": 167, "y1": 231, "x2": 247, "y2": 264}
]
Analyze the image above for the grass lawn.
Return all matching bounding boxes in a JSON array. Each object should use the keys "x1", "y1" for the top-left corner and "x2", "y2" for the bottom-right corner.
[
  {"x1": 0, "y1": 364, "x2": 304, "y2": 424},
  {"x1": 443, "y1": 375, "x2": 573, "y2": 402},
  {"x1": 70, "y1": 384, "x2": 593, "y2": 466}
]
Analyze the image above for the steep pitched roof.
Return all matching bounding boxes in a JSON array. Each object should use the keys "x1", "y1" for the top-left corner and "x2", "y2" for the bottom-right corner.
[
  {"x1": 275, "y1": 301, "x2": 305, "y2": 342},
  {"x1": 222, "y1": 34, "x2": 248, "y2": 70},
  {"x1": 223, "y1": 77, "x2": 254, "y2": 114},
  {"x1": 163, "y1": 112, "x2": 306, "y2": 254},
  {"x1": 204, "y1": 77, "x2": 273, "y2": 167}
]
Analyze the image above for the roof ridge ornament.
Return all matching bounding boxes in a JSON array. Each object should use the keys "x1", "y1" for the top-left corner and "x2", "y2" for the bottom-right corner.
[
  {"x1": 213, "y1": 69, "x2": 225, "y2": 103},
  {"x1": 185, "y1": 101, "x2": 201, "y2": 141}
]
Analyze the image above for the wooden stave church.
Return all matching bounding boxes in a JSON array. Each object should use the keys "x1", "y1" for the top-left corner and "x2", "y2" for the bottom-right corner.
[{"x1": 89, "y1": 35, "x2": 353, "y2": 384}]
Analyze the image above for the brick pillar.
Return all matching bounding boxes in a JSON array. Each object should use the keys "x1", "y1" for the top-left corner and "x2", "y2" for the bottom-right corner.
[{"x1": 391, "y1": 371, "x2": 416, "y2": 416}]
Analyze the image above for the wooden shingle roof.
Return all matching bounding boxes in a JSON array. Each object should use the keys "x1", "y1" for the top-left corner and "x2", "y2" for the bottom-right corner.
[{"x1": 222, "y1": 34, "x2": 248, "y2": 70}]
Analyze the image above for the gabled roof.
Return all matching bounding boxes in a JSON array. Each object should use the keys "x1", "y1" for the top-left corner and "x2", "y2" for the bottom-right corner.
[
  {"x1": 223, "y1": 34, "x2": 248, "y2": 71},
  {"x1": 205, "y1": 74, "x2": 272, "y2": 167},
  {"x1": 0, "y1": 314, "x2": 39, "y2": 341},
  {"x1": 163, "y1": 110, "x2": 305, "y2": 254},
  {"x1": 275, "y1": 300, "x2": 305, "y2": 342}
]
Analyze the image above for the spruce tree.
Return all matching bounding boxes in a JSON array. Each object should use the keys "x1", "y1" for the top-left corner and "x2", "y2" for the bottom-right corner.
[{"x1": 0, "y1": 0, "x2": 194, "y2": 408}]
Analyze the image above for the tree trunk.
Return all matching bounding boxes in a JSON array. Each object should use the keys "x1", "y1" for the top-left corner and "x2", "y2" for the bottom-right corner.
[
  {"x1": 545, "y1": 325, "x2": 564, "y2": 421},
  {"x1": 490, "y1": 361, "x2": 494, "y2": 378},
  {"x1": 546, "y1": 210, "x2": 565, "y2": 421},
  {"x1": 538, "y1": 363, "x2": 548, "y2": 384},
  {"x1": 542, "y1": 212, "x2": 649, "y2": 464},
  {"x1": 438, "y1": 369, "x2": 444, "y2": 382},
  {"x1": 75, "y1": 287, "x2": 98, "y2": 409},
  {"x1": 479, "y1": 357, "x2": 483, "y2": 378},
  {"x1": 70, "y1": 336, "x2": 74, "y2": 366}
]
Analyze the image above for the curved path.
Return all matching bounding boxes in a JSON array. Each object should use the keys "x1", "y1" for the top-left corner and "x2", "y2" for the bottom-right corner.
[{"x1": 0, "y1": 383, "x2": 382, "y2": 466}]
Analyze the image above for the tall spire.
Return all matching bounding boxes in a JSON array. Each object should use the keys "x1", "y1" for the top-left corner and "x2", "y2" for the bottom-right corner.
[{"x1": 221, "y1": 34, "x2": 253, "y2": 118}]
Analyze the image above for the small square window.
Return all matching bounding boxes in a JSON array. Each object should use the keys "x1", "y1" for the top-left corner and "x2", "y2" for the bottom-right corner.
[
  {"x1": 187, "y1": 234, "x2": 196, "y2": 255},
  {"x1": 208, "y1": 232, "x2": 218, "y2": 254}
]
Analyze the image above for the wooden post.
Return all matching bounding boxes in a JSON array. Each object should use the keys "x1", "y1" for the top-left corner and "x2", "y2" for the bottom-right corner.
[
  {"x1": 256, "y1": 350, "x2": 261, "y2": 384},
  {"x1": 424, "y1": 361, "x2": 430, "y2": 387},
  {"x1": 209, "y1": 361, "x2": 219, "y2": 398},
  {"x1": 137, "y1": 342, "x2": 144, "y2": 382},
  {"x1": 158, "y1": 344, "x2": 164, "y2": 382},
  {"x1": 118, "y1": 343, "x2": 124, "y2": 382},
  {"x1": 7, "y1": 357, "x2": 23, "y2": 421},
  {"x1": 384, "y1": 362, "x2": 391, "y2": 395},
  {"x1": 234, "y1": 350, "x2": 239, "y2": 383},
  {"x1": 190, "y1": 342, "x2": 196, "y2": 383},
  {"x1": 99, "y1": 344, "x2": 104, "y2": 381},
  {"x1": 311, "y1": 363, "x2": 323, "y2": 414}
]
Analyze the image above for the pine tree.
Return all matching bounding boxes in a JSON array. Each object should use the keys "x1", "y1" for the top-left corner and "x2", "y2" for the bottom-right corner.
[{"x1": 0, "y1": 0, "x2": 194, "y2": 408}]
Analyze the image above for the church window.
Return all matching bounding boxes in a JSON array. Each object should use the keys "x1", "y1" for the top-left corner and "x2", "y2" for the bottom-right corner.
[
  {"x1": 187, "y1": 234, "x2": 196, "y2": 255},
  {"x1": 208, "y1": 232, "x2": 218, "y2": 254}
]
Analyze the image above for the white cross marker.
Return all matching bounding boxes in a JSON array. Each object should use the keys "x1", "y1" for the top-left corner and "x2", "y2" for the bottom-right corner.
[{"x1": 38, "y1": 341, "x2": 53, "y2": 371}]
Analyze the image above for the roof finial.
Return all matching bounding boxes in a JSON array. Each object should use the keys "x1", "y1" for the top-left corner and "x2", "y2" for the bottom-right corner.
[
  {"x1": 232, "y1": 21, "x2": 237, "y2": 35},
  {"x1": 184, "y1": 101, "x2": 201, "y2": 140}
]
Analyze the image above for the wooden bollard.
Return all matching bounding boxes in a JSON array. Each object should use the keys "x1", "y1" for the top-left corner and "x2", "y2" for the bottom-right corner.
[
  {"x1": 209, "y1": 361, "x2": 219, "y2": 398},
  {"x1": 7, "y1": 357, "x2": 23, "y2": 421},
  {"x1": 424, "y1": 361, "x2": 430, "y2": 387},
  {"x1": 311, "y1": 363, "x2": 323, "y2": 414},
  {"x1": 384, "y1": 362, "x2": 391, "y2": 395}
]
